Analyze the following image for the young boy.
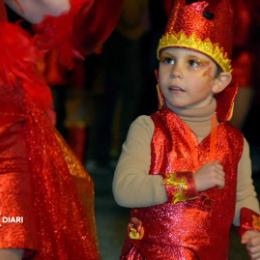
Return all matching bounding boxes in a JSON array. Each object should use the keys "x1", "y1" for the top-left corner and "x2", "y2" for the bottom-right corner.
[{"x1": 113, "y1": 0, "x2": 260, "y2": 259}]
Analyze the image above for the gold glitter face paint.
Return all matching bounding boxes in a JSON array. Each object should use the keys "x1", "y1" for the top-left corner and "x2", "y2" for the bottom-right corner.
[{"x1": 201, "y1": 64, "x2": 215, "y2": 78}]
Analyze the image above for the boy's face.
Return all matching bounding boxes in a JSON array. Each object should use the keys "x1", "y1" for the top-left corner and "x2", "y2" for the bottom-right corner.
[{"x1": 158, "y1": 47, "x2": 224, "y2": 110}]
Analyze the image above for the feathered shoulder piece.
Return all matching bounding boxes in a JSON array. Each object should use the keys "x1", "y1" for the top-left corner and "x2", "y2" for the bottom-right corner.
[
  {"x1": 33, "y1": 0, "x2": 123, "y2": 69},
  {"x1": 33, "y1": 0, "x2": 93, "y2": 69},
  {"x1": 0, "y1": 22, "x2": 53, "y2": 112}
]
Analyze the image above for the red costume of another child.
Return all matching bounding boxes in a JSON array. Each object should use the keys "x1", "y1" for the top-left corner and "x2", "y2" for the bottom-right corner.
[{"x1": 0, "y1": 0, "x2": 122, "y2": 259}]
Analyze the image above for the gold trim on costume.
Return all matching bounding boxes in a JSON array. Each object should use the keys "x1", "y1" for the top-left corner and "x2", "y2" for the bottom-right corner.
[
  {"x1": 157, "y1": 31, "x2": 232, "y2": 73},
  {"x1": 164, "y1": 173, "x2": 188, "y2": 204},
  {"x1": 129, "y1": 227, "x2": 144, "y2": 240},
  {"x1": 252, "y1": 215, "x2": 260, "y2": 232}
]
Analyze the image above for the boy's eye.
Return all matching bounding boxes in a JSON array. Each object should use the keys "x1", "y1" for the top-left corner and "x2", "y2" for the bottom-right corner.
[
  {"x1": 188, "y1": 59, "x2": 201, "y2": 68},
  {"x1": 160, "y1": 57, "x2": 175, "y2": 65}
]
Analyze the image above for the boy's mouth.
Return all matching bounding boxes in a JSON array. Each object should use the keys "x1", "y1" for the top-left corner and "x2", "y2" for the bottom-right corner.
[{"x1": 168, "y1": 85, "x2": 185, "y2": 92}]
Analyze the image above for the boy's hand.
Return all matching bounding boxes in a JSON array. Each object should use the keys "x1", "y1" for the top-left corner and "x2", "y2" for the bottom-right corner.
[
  {"x1": 194, "y1": 161, "x2": 225, "y2": 192},
  {"x1": 242, "y1": 230, "x2": 260, "y2": 260}
]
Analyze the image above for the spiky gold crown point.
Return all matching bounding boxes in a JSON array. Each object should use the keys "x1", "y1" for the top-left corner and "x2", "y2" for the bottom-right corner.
[{"x1": 157, "y1": 31, "x2": 232, "y2": 73}]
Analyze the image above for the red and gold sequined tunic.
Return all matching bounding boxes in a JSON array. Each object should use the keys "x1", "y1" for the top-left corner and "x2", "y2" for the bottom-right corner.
[{"x1": 121, "y1": 108, "x2": 244, "y2": 260}]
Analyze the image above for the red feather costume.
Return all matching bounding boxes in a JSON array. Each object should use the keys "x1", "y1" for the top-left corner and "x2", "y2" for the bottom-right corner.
[{"x1": 0, "y1": 0, "x2": 122, "y2": 259}]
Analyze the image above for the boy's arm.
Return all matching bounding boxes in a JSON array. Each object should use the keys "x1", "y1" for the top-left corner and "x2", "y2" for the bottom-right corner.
[
  {"x1": 234, "y1": 138, "x2": 260, "y2": 259},
  {"x1": 4, "y1": 0, "x2": 70, "y2": 23},
  {"x1": 240, "y1": 208, "x2": 260, "y2": 260},
  {"x1": 233, "y1": 137, "x2": 259, "y2": 226},
  {"x1": 113, "y1": 116, "x2": 167, "y2": 208},
  {"x1": 113, "y1": 116, "x2": 197, "y2": 208}
]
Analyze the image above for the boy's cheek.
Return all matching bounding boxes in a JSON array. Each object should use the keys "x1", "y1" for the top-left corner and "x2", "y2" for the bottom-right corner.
[{"x1": 201, "y1": 66, "x2": 214, "y2": 78}]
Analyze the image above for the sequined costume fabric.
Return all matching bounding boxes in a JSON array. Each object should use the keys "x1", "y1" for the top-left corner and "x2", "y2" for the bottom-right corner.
[
  {"x1": 121, "y1": 108, "x2": 243, "y2": 260},
  {"x1": 0, "y1": 88, "x2": 100, "y2": 258},
  {"x1": 0, "y1": 2, "x2": 99, "y2": 258}
]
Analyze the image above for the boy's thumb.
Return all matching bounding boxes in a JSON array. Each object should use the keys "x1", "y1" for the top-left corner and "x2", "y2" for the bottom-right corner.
[
  {"x1": 241, "y1": 230, "x2": 257, "y2": 244},
  {"x1": 241, "y1": 231, "x2": 250, "y2": 244}
]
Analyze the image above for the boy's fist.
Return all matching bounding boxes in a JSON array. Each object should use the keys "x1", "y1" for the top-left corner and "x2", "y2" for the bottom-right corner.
[
  {"x1": 194, "y1": 161, "x2": 225, "y2": 192},
  {"x1": 242, "y1": 230, "x2": 260, "y2": 260}
]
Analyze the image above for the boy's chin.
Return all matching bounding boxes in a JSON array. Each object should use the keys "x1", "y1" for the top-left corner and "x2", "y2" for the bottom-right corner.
[
  {"x1": 165, "y1": 101, "x2": 211, "y2": 111},
  {"x1": 165, "y1": 100, "x2": 188, "y2": 110},
  {"x1": 165, "y1": 102, "x2": 185, "y2": 111}
]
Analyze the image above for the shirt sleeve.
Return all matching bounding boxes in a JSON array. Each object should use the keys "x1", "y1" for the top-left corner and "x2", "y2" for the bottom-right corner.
[
  {"x1": 112, "y1": 115, "x2": 167, "y2": 208},
  {"x1": 233, "y1": 137, "x2": 260, "y2": 226}
]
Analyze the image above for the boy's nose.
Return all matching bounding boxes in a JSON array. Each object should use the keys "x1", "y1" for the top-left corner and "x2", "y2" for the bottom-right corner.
[{"x1": 170, "y1": 64, "x2": 183, "y2": 78}]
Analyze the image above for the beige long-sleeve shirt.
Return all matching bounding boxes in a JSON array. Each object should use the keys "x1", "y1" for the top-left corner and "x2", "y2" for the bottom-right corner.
[{"x1": 113, "y1": 100, "x2": 259, "y2": 226}]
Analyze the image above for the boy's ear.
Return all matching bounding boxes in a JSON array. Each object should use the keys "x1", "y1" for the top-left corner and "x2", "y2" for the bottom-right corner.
[
  {"x1": 212, "y1": 72, "x2": 232, "y2": 94},
  {"x1": 154, "y1": 69, "x2": 159, "y2": 82}
]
